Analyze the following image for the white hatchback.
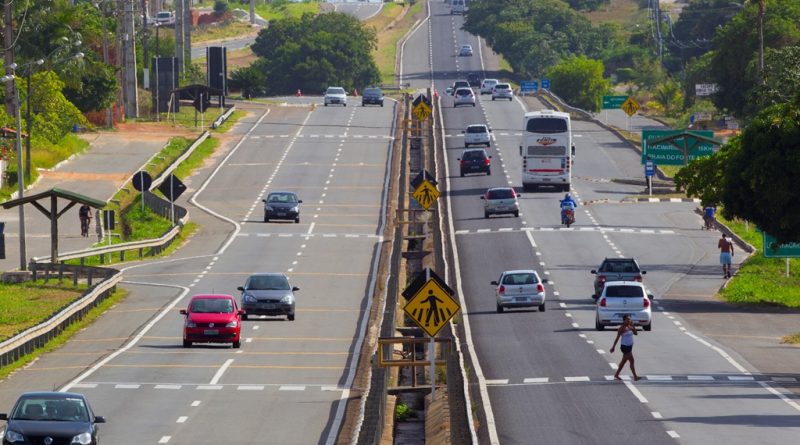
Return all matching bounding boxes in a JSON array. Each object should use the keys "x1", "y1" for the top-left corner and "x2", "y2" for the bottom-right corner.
[
  {"x1": 595, "y1": 281, "x2": 653, "y2": 331},
  {"x1": 463, "y1": 124, "x2": 491, "y2": 147},
  {"x1": 492, "y1": 270, "x2": 547, "y2": 313},
  {"x1": 324, "y1": 87, "x2": 347, "y2": 107},
  {"x1": 492, "y1": 83, "x2": 513, "y2": 101},
  {"x1": 480, "y1": 78, "x2": 499, "y2": 95}
]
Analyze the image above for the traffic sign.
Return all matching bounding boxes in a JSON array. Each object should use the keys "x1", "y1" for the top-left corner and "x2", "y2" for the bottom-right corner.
[
  {"x1": 132, "y1": 171, "x2": 153, "y2": 192},
  {"x1": 541, "y1": 78, "x2": 550, "y2": 90},
  {"x1": 410, "y1": 169, "x2": 437, "y2": 190},
  {"x1": 641, "y1": 129, "x2": 715, "y2": 165},
  {"x1": 644, "y1": 159, "x2": 654, "y2": 177},
  {"x1": 413, "y1": 101, "x2": 431, "y2": 121},
  {"x1": 404, "y1": 278, "x2": 460, "y2": 337},
  {"x1": 621, "y1": 97, "x2": 640, "y2": 116},
  {"x1": 402, "y1": 268, "x2": 453, "y2": 300},
  {"x1": 763, "y1": 232, "x2": 800, "y2": 258},
  {"x1": 602, "y1": 95, "x2": 628, "y2": 109},
  {"x1": 413, "y1": 179, "x2": 440, "y2": 210},
  {"x1": 157, "y1": 174, "x2": 187, "y2": 202},
  {"x1": 520, "y1": 80, "x2": 538, "y2": 94}
]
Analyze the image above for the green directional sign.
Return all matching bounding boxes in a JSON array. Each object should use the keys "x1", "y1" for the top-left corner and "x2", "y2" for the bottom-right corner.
[
  {"x1": 602, "y1": 95, "x2": 628, "y2": 109},
  {"x1": 763, "y1": 232, "x2": 800, "y2": 258},
  {"x1": 641, "y1": 129, "x2": 715, "y2": 165}
]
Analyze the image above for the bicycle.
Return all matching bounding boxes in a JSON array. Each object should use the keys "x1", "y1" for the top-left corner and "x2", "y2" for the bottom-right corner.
[{"x1": 80, "y1": 217, "x2": 91, "y2": 237}]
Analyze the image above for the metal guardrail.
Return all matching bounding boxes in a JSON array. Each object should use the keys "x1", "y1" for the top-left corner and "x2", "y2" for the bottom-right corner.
[{"x1": 0, "y1": 268, "x2": 121, "y2": 368}]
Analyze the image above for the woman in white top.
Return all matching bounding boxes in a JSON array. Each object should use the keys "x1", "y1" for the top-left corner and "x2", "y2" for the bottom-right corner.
[{"x1": 610, "y1": 314, "x2": 641, "y2": 381}]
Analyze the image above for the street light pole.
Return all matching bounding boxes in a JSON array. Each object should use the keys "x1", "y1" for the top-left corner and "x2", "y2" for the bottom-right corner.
[
  {"x1": 24, "y1": 60, "x2": 42, "y2": 184},
  {"x1": 2, "y1": 72, "x2": 28, "y2": 270}
]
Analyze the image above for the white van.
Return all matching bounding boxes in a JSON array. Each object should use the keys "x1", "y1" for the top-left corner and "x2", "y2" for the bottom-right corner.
[{"x1": 451, "y1": 0, "x2": 467, "y2": 15}]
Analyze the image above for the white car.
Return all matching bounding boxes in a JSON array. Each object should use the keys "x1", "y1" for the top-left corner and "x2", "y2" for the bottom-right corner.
[
  {"x1": 492, "y1": 83, "x2": 513, "y2": 101},
  {"x1": 463, "y1": 124, "x2": 491, "y2": 147},
  {"x1": 453, "y1": 87, "x2": 476, "y2": 107},
  {"x1": 324, "y1": 87, "x2": 347, "y2": 106},
  {"x1": 480, "y1": 78, "x2": 499, "y2": 95},
  {"x1": 481, "y1": 186, "x2": 520, "y2": 218},
  {"x1": 491, "y1": 270, "x2": 547, "y2": 313},
  {"x1": 595, "y1": 281, "x2": 653, "y2": 331},
  {"x1": 459, "y1": 45, "x2": 474, "y2": 57}
]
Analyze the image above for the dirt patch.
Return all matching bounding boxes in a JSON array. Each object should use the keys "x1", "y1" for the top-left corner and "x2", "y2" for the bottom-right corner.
[{"x1": 79, "y1": 122, "x2": 199, "y2": 143}]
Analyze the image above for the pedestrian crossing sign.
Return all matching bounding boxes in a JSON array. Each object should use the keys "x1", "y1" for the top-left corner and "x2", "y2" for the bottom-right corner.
[
  {"x1": 404, "y1": 278, "x2": 460, "y2": 337},
  {"x1": 413, "y1": 101, "x2": 432, "y2": 121},
  {"x1": 621, "y1": 97, "x2": 640, "y2": 116},
  {"x1": 412, "y1": 179, "x2": 440, "y2": 210}
]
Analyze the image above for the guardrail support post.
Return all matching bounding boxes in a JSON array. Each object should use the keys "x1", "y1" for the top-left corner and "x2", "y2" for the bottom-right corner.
[
  {"x1": 31, "y1": 262, "x2": 37, "y2": 281},
  {"x1": 58, "y1": 263, "x2": 64, "y2": 282},
  {"x1": 73, "y1": 265, "x2": 78, "y2": 286},
  {"x1": 87, "y1": 268, "x2": 93, "y2": 287}
]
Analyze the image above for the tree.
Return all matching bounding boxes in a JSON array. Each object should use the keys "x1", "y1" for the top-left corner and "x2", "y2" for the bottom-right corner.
[
  {"x1": 745, "y1": 0, "x2": 767, "y2": 75},
  {"x1": 674, "y1": 141, "x2": 734, "y2": 207},
  {"x1": 545, "y1": 56, "x2": 610, "y2": 111},
  {"x1": 653, "y1": 80, "x2": 684, "y2": 116},
  {"x1": 747, "y1": 45, "x2": 800, "y2": 110},
  {"x1": 668, "y1": 0, "x2": 742, "y2": 71},
  {"x1": 62, "y1": 59, "x2": 118, "y2": 113},
  {"x1": 229, "y1": 63, "x2": 267, "y2": 99},
  {"x1": 722, "y1": 103, "x2": 800, "y2": 243},
  {"x1": 20, "y1": 71, "x2": 88, "y2": 144}
]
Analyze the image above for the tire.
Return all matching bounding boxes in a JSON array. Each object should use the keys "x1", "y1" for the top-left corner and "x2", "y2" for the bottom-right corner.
[
  {"x1": 539, "y1": 303, "x2": 546, "y2": 312},
  {"x1": 514, "y1": 211, "x2": 519, "y2": 217},
  {"x1": 566, "y1": 220, "x2": 571, "y2": 228},
  {"x1": 595, "y1": 318, "x2": 604, "y2": 331},
  {"x1": 232, "y1": 340, "x2": 241, "y2": 349},
  {"x1": 182, "y1": 340, "x2": 191, "y2": 348},
  {"x1": 460, "y1": 170, "x2": 464, "y2": 177},
  {"x1": 486, "y1": 169, "x2": 491, "y2": 176},
  {"x1": 295, "y1": 217, "x2": 300, "y2": 224},
  {"x1": 484, "y1": 211, "x2": 490, "y2": 219},
  {"x1": 264, "y1": 215, "x2": 269, "y2": 223},
  {"x1": 492, "y1": 97, "x2": 495, "y2": 101},
  {"x1": 242, "y1": 313, "x2": 248, "y2": 321},
  {"x1": 472, "y1": 103, "x2": 476, "y2": 107},
  {"x1": 380, "y1": 102, "x2": 384, "y2": 107},
  {"x1": 288, "y1": 313, "x2": 295, "y2": 321},
  {"x1": 324, "y1": 103, "x2": 328, "y2": 107},
  {"x1": 643, "y1": 321, "x2": 652, "y2": 331},
  {"x1": 496, "y1": 304, "x2": 504, "y2": 313}
]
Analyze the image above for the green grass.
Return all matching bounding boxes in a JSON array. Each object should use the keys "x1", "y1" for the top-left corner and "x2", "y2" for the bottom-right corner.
[
  {"x1": 716, "y1": 213, "x2": 800, "y2": 308},
  {"x1": 193, "y1": 21, "x2": 256, "y2": 43},
  {"x1": 0, "y1": 281, "x2": 88, "y2": 340},
  {"x1": 254, "y1": 1, "x2": 321, "y2": 20},
  {"x1": 0, "y1": 286, "x2": 127, "y2": 380},
  {"x1": 211, "y1": 110, "x2": 246, "y2": 133},
  {"x1": 371, "y1": 2, "x2": 423, "y2": 85},
  {"x1": 782, "y1": 333, "x2": 800, "y2": 345},
  {"x1": 173, "y1": 134, "x2": 220, "y2": 179}
]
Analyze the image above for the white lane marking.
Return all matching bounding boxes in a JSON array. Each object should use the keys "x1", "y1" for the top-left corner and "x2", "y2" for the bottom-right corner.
[
  {"x1": 564, "y1": 376, "x2": 590, "y2": 382},
  {"x1": 596, "y1": 349, "x2": 606, "y2": 355},
  {"x1": 667, "y1": 431, "x2": 680, "y2": 438},
  {"x1": 486, "y1": 379, "x2": 509, "y2": 385},
  {"x1": 279, "y1": 385, "x2": 306, "y2": 391},
  {"x1": 564, "y1": 312, "x2": 573, "y2": 318},
  {"x1": 572, "y1": 323, "x2": 580, "y2": 328},
  {"x1": 624, "y1": 381, "x2": 649, "y2": 403},
  {"x1": 523, "y1": 377, "x2": 549, "y2": 383},
  {"x1": 209, "y1": 359, "x2": 234, "y2": 385},
  {"x1": 70, "y1": 383, "x2": 97, "y2": 389},
  {"x1": 307, "y1": 222, "x2": 315, "y2": 235},
  {"x1": 322, "y1": 386, "x2": 343, "y2": 392},
  {"x1": 771, "y1": 377, "x2": 797, "y2": 382},
  {"x1": 114, "y1": 384, "x2": 140, "y2": 389},
  {"x1": 646, "y1": 375, "x2": 673, "y2": 381},
  {"x1": 759, "y1": 381, "x2": 800, "y2": 411},
  {"x1": 197, "y1": 385, "x2": 223, "y2": 390},
  {"x1": 177, "y1": 416, "x2": 188, "y2": 423},
  {"x1": 158, "y1": 437, "x2": 171, "y2": 444},
  {"x1": 191, "y1": 401, "x2": 201, "y2": 407},
  {"x1": 683, "y1": 331, "x2": 750, "y2": 373},
  {"x1": 728, "y1": 375, "x2": 755, "y2": 381},
  {"x1": 155, "y1": 385, "x2": 182, "y2": 390},
  {"x1": 237, "y1": 385, "x2": 265, "y2": 391},
  {"x1": 687, "y1": 375, "x2": 714, "y2": 381},
  {"x1": 652, "y1": 412, "x2": 663, "y2": 419}
]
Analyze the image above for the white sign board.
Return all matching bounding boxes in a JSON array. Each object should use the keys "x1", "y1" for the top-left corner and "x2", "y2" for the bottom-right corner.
[{"x1": 695, "y1": 83, "x2": 719, "y2": 96}]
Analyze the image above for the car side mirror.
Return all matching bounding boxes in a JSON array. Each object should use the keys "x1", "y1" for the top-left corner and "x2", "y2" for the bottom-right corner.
[
  {"x1": 489, "y1": 129, "x2": 493, "y2": 133},
  {"x1": 238, "y1": 309, "x2": 246, "y2": 316},
  {"x1": 461, "y1": 130, "x2": 466, "y2": 134},
  {"x1": 519, "y1": 146, "x2": 523, "y2": 156},
  {"x1": 179, "y1": 309, "x2": 187, "y2": 315},
  {"x1": 446, "y1": 87, "x2": 453, "y2": 96},
  {"x1": 292, "y1": 286, "x2": 300, "y2": 291},
  {"x1": 94, "y1": 416, "x2": 106, "y2": 424},
  {"x1": 641, "y1": 271, "x2": 647, "y2": 274},
  {"x1": 516, "y1": 194, "x2": 522, "y2": 197},
  {"x1": 0, "y1": 413, "x2": 7, "y2": 421},
  {"x1": 237, "y1": 286, "x2": 244, "y2": 292},
  {"x1": 590, "y1": 270, "x2": 597, "y2": 274},
  {"x1": 457, "y1": 158, "x2": 461, "y2": 161},
  {"x1": 297, "y1": 200, "x2": 303, "y2": 203},
  {"x1": 480, "y1": 196, "x2": 485, "y2": 200},
  {"x1": 262, "y1": 199, "x2": 267, "y2": 203},
  {"x1": 648, "y1": 294, "x2": 655, "y2": 300},
  {"x1": 541, "y1": 278, "x2": 548, "y2": 283},
  {"x1": 488, "y1": 155, "x2": 492, "y2": 158},
  {"x1": 490, "y1": 280, "x2": 498, "y2": 285}
]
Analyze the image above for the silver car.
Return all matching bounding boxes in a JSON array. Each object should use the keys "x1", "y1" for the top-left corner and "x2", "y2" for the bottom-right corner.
[
  {"x1": 595, "y1": 281, "x2": 653, "y2": 331},
  {"x1": 480, "y1": 78, "x2": 499, "y2": 95},
  {"x1": 481, "y1": 187, "x2": 520, "y2": 218},
  {"x1": 324, "y1": 86, "x2": 347, "y2": 106},
  {"x1": 238, "y1": 273, "x2": 299, "y2": 321},
  {"x1": 453, "y1": 87, "x2": 476, "y2": 107},
  {"x1": 492, "y1": 270, "x2": 547, "y2": 313},
  {"x1": 492, "y1": 83, "x2": 513, "y2": 101}
]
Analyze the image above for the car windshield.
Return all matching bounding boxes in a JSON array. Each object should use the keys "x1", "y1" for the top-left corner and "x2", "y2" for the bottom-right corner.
[
  {"x1": 267, "y1": 193, "x2": 298, "y2": 204},
  {"x1": 502, "y1": 273, "x2": 538, "y2": 285},
  {"x1": 488, "y1": 189, "x2": 514, "y2": 199},
  {"x1": 454, "y1": 82, "x2": 469, "y2": 88},
  {"x1": 191, "y1": 298, "x2": 234, "y2": 314},
  {"x1": 605, "y1": 285, "x2": 645, "y2": 298},
  {"x1": 327, "y1": 88, "x2": 345, "y2": 95},
  {"x1": 467, "y1": 126, "x2": 487, "y2": 134},
  {"x1": 600, "y1": 261, "x2": 638, "y2": 273},
  {"x1": 247, "y1": 275, "x2": 290, "y2": 291},
  {"x1": 157, "y1": 12, "x2": 171, "y2": 19},
  {"x1": 12, "y1": 397, "x2": 89, "y2": 422},
  {"x1": 364, "y1": 88, "x2": 381, "y2": 96},
  {"x1": 496, "y1": 84, "x2": 510, "y2": 90}
]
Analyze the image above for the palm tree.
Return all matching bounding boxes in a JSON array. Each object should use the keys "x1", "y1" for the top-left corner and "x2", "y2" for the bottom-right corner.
[{"x1": 746, "y1": 0, "x2": 766, "y2": 75}]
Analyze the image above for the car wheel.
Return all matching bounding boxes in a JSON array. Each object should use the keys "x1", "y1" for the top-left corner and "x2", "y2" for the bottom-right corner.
[
  {"x1": 644, "y1": 321, "x2": 652, "y2": 331},
  {"x1": 183, "y1": 339, "x2": 191, "y2": 348},
  {"x1": 514, "y1": 211, "x2": 519, "y2": 217},
  {"x1": 324, "y1": 103, "x2": 328, "y2": 107},
  {"x1": 492, "y1": 97, "x2": 495, "y2": 101},
  {"x1": 487, "y1": 168, "x2": 491, "y2": 176},
  {"x1": 242, "y1": 313, "x2": 248, "y2": 321},
  {"x1": 595, "y1": 318, "x2": 604, "y2": 331},
  {"x1": 380, "y1": 102, "x2": 384, "y2": 107},
  {"x1": 539, "y1": 303, "x2": 546, "y2": 312},
  {"x1": 496, "y1": 304, "x2": 504, "y2": 313},
  {"x1": 233, "y1": 340, "x2": 241, "y2": 349},
  {"x1": 460, "y1": 170, "x2": 464, "y2": 177},
  {"x1": 344, "y1": 103, "x2": 347, "y2": 107},
  {"x1": 295, "y1": 217, "x2": 300, "y2": 224},
  {"x1": 264, "y1": 215, "x2": 269, "y2": 223},
  {"x1": 472, "y1": 103, "x2": 476, "y2": 107},
  {"x1": 484, "y1": 211, "x2": 490, "y2": 219},
  {"x1": 288, "y1": 313, "x2": 295, "y2": 321}
]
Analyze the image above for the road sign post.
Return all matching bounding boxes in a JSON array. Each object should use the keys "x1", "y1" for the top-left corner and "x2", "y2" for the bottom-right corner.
[{"x1": 644, "y1": 159, "x2": 654, "y2": 196}]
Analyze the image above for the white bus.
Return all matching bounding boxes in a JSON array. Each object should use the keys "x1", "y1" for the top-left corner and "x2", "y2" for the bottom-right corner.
[{"x1": 519, "y1": 110, "x2": 573, "y2": 192}]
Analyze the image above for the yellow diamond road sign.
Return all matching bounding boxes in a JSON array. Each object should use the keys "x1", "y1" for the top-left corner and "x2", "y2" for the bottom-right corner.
[
  {"x1": 413, "y1": 101, "x2": 432, "y2": 121},
  {"x1": 404, "y1": 278, "x2": 460, "y2": 337},
  {"x1": 621, "y1": 97, "x2": 640, "y2": 116},
  {"x1": 412, "y1": 179, "x2": 440, "y2": 209}
]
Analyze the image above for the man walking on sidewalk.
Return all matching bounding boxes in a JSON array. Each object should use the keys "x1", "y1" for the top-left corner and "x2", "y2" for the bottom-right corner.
[{"x1": 718, "y1": 233, "x2": 734, "y2": 278}]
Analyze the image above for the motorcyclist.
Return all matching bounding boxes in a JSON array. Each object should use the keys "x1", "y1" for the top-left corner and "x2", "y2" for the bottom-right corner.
[{"x1": 559, "y1": 193, "x2": 578, "y2": 224}]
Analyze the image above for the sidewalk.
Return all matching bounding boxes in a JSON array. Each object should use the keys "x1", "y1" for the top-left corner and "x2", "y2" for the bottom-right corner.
[{"x1": 0, "y1": 122, "x2": 197, "y2": 272}]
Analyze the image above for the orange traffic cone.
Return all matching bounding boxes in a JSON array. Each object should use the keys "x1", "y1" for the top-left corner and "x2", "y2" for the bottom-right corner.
[
  {"x1": 434, "y1": 90, "x2": 439, "y2": 99},
  {"x1": 296, "y1": 89, "x2": 302, "y2": 97},
  {"x1": 354, "y1": 88, "x2": 359, "y2": 97}
]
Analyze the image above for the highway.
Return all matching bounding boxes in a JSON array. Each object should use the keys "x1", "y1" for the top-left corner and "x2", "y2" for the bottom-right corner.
[
  {"x1": 412, "y1": 1, "x2": 800, "y2": 444},
  {"x1": 0, "y1": 101, "x2": 397, "y2": 444}
]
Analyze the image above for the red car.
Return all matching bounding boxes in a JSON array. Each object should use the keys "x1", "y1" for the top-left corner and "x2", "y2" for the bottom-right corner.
[{"x1": 180, "y1": 294, "x2": 244, "y2": 348}]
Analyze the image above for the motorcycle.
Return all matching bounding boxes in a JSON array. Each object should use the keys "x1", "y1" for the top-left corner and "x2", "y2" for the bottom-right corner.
[{"x1": 561, "y1": 207, "x2": 575, "y2": 228}]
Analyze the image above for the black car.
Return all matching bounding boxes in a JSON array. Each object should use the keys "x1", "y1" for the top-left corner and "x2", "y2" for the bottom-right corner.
[
  {"x1": 590, "y1": 258, "x2": 646, "y2": 298},
  {"x1": 0, "y1": 392, "x2": 105, "y2": 445},
  {"x1": 458, "y1": 148, "x2": 491, "y2": 177},
  {"x1": 361, "y1": 87, "x2": 384, "y2": 107},
  {"x1": 263, "y1": 191, "x2": 302, "y2": 223},
  {"x1": 467, "y1": 73, "x2": 481, "y2": 87}
]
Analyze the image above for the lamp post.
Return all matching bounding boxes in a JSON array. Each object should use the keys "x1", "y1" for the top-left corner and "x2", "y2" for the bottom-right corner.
[{"x1": 1, "y1": 71, "x2": 28, "y2": 270}]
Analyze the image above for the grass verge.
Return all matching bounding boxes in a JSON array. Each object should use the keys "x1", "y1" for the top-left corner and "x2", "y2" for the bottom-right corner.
[
  {"x1": 0, "y1": 285, "x2": 127, "y2": 381},
  {"x1": 192, "y1": 21, "x2": 256, "y2": 43},
  {"x1": 371, "y1": 1, "x2": 423, "y2": 85}
]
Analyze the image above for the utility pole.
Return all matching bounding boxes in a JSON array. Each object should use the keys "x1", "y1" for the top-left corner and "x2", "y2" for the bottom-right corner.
[
  {"x1": 654, "y1": 0, "x2": 663, "y2": 63},
  {"x1": 183, "y1": 0, "x2": 191, "y2": 69},
  {"x1": 250, "y1": 0, "x2": 255, "y2": 25},
  {"x1": 4, "y1": 0, "x2": 14, "y2": 115},
  {"x1": 174, "y1": 0, "x2": 184, "y2": 73},
  {"x1": 142, "y1": 0, "x2": 149, "y2": 72},
  {"x1": 122, "y1": 0, "x2": 139, "y2": 117}
]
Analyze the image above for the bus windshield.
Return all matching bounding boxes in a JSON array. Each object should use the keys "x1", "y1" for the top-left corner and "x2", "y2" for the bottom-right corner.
[{"x1": 526, "y1": 118, "x2": 568, "y2": 134}]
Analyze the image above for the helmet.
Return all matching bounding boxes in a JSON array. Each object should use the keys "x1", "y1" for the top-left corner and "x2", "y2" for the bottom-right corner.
[{"x1": 564, "y1": 193, "x2": 571, "y2": 199}]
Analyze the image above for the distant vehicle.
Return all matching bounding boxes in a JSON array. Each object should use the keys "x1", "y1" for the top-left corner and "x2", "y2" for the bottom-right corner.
[
  {"x1": 463, "y1": 124, "x2": 491, "y2": 147},
  {"x1": 492, "y1": 83, "x2": 513, "y2": 101},
  {"x1": 480, "y1": 78, "x2": 499, "y2": 95},
  {"x1": 262, "y1": 191, "x2": 302, "y2": 223},
  {"x1": 520, "y1": 110, "x2": 573, "y2": 191},
  {"x1": 451, "y1": 0, "x2": 467, "y2": 14},
  {"x1": 481, "y1": 186, "x2": 520, "y2": 218},
  {"x1": 447, "y1": 80, "x2": 471, "y2": 96},
  {"x1": 324, "y1": 86, "x2": 347, "y2": 106},
  {"x1": 453, "y1": 87, "x2": 476, "y2": 107},
  {"x1": 155, "y1": 10, "x2": 175, "y2": 26},
  {"x1": 459, "y1": 44, "x2": 474, "y2": 57},
  {"x1": 0, "y1": 392, "x2": 106, "y2": 445},
  {"x1": 591, "y1": 258, "x2": 646, "y2": 299},
  {"x1": 458, "y1": 148, "x2": 491, "y2": 177},
  {"x1": 467, "y1": 73, "x2": 481, "y2": 87},
  {"x1": 180, "y1": 294, "x2": 244, "y2": 348},
  {"x1": 238, "y1": 273, "x2": 299, "y2": 321},
  {"x1": 361, "y1": 87, "x2": 384, "y2": 107},
  {"x1": 595, "y1": 281, "x2": 653, "y2": 331},
  {"x1": 492, "y1": 270, "x2": 547, "y2": 313}
]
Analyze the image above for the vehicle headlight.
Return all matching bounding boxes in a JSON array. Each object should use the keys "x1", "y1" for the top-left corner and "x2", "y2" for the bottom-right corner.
[
  {"x1": 71, "y1": 431, "x2": 93, "y2": 445},
  {"x1": 225, "y1": 320, "x2": 238, "y2": 328},
  {"x1": 290, "y1": 206, "x2": 299, "y2": 213},
  {"x1": 243, "y1": 294, "x2": 256, "y2": 303},
  {"x1": 4, "y1": 429, "x2": 24, "y2": 443},
  {"x1": 185, "y1": 320, "x2": 197, "y2": 328},
  {"x1": 280, "y1": 295, "x2": 294, "y2": 304},
  {"x1": 265, "y1": 205, "x2": 274, "y2": 211}
]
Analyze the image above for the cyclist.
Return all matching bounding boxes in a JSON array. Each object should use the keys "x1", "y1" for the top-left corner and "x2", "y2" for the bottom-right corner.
[
  {"x1": 79, "y1": 204, "x2": 92, "y2": 237},
  {"x1": 703, "y1": 205, "x2": 716, "y2": 230}
]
